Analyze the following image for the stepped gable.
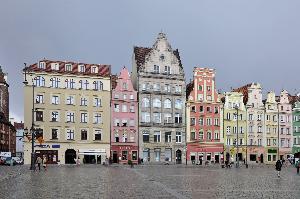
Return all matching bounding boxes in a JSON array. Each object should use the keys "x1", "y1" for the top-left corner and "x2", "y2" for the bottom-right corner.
[
  {"x1": 232, "y1": 83, "x2": 252, "y2": 104},
  {"x1": 25, "y1": 59, "x2": 111, "y2": 77}
]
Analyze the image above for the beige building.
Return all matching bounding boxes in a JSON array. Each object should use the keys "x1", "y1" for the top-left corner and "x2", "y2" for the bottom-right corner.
[{"x1": 23, "y1": 60, "x2": 111, "y2": 164}]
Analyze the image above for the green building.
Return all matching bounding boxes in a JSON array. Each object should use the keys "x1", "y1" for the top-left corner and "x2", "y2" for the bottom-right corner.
[{"x1": 292, "y1": 99, "x2": 300, "y2": 158}]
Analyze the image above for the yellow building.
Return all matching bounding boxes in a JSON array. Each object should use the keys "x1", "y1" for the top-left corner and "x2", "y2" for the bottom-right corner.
[
  {"x1": 23, "y1": 60, "x2": 111, "y2": 165},
  {"x1": 223, "y1": 92, "x2": 247, "y2": 163}
]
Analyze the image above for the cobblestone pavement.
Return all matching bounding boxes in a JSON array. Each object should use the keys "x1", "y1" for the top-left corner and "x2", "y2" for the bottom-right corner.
[{"x1": 1, "y1": 164, "x2": 300, "y2": 199}]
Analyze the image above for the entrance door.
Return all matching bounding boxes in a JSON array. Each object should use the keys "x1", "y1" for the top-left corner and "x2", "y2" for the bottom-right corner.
[
  {"x1": 112, "y1": 151, "x2": 118, "y2": 163},
  {"x1": 215, "y1": 155, "x2": 219, "y2": 163},
  {"x1": 176, "y1": 150, "x2": 182, "y2": 164},
  {"x1": 260, "y1": 154, "x2": 264, "y2": 163},
  {"x1": 65, "y1": 149, "x2": 76, "y2": 164}
]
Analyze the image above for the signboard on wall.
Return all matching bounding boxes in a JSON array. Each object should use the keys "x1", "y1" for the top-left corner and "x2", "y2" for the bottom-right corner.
[{"x1": 0, "y1": 152, "x2": 11, "y2": 157}]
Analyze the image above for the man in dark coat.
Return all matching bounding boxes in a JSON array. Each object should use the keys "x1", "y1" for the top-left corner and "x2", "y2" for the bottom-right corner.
[{"x1": 275, "y1": 160, "x2": 283, "y2": 178}]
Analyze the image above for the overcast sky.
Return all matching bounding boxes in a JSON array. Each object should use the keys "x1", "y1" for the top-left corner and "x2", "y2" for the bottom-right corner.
[{"x1": 1, "y1": 0, "x2": 300, "y2": 123}]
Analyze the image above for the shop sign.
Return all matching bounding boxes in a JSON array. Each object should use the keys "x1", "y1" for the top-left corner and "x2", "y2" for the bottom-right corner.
[
  {"x1": 268, "y1": 149, "x2": 277, "y2": 154},
  {"x1": 0, "y1": 152, "x2": 11, "y2": 157},
  {"x1": 35, "y1": 144, "x2": 50, "y2": 148},
  {"x1": 52, "y1": 145, "x2": 60, "y2": 148}
]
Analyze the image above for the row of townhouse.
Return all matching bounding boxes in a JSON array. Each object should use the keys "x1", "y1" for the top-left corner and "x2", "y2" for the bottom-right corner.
[{"x1": 23, "y1": 32, "x2": 300, "y2": 165}]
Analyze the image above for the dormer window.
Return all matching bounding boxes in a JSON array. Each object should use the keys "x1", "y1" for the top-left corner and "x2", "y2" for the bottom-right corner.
[
  {"x1": 79, "y1": 64, "x2": 85, "y2": 73},
  {"x1": 154, "y1": 65, "x2": 159, "y2": 74},
  {"x1": 39, "y1": 61, "x2": 46, "y2": 69},
  {"x1": 51, "y1": 63, "x2": 59, "y2": 71},
  {"x1": 65, "y1": 64, "x2": 72, "y2": 72},
  {"x1": 91, "y1": 66, "x2": 98, "y2": 73}
]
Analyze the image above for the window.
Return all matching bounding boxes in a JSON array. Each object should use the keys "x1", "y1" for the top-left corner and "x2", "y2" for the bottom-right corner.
[
  {"x1": 199, "y1": 117, "x2": 204, "y2": 125},
  {"x1": 115, "y1": 133, "x2": 119, "y2": 142},
  {"x1": 214, "y1": 107, "x2": 219, "y2": 114},
  {"x1": 51, "y1": 111, "x2": 59, "y2": 122},
  {"x1": 258, "y1": 139, "x2": 262, "y2": 146},
  {"x1": 79, "y1": 64, "x2": 85, "y2": 72},
  {"x1": 164, "y1": 84, "x2": 171, "y2": 92},
  {"x1": 267, "y1": 139, "x2": 271, "y2": 146},
  {"x1": 66, "y1": 129, "x2": 74, "y2": 140},
  {"x1": 51, "y1": 129, "x2": 58, "y2": 140},
  {"x1": 114, "y1": 94, "x2": 119, "y2": 99},
  {"x1": 51, "y1": 95, "x2": 59, "y2": 105},
  {"x1": 123, "y1": 94, "x2": 127, "y2": 100},
  {"x1": 141, "y1": 83, "x2": 146, "y2": 91},
  {"x1": 281, "y1": 139, "x2": 285, "y2": 147},
  {"x1": 175, "y1": 99, "x2": 183, "y2": 109},
  {"x1": 141, "y1": 112, "x2": 150, "y2": 123},
  {"x1": 233, "y1": 113, "x2": 237, "y2": 121},
  {"x1": 226, "y1": 126, "x2": 231, "y2": 134},
  {"x1": 153, "y1": 112, "x2": 161, "y2": 123},
  {"x1": 36, "y1": 111, "x2": 43, "y2": 121},
  {"x1": 65, "y1": 64, "x2": 72, "y2": 71},
  {"x1": 122, "y1": 119, "x2": 127, "y2": 127},
  {"x1": 153, "y1": 84, "x2": 160, "y2": 91},
  {"x1": 143, "y1": 131, "x2": 149, "y2": 142},
  {"x1": 164, "y1": 66, "x2": 171, "y2": 74},
  {"x1": 93, "y1": 81, "x2": 103, "y2": 90},
  {"x1": 176, "y1": 132, "x2": 182, "y2": 143},
  {"x1": 34, "y1": 76, "x2": 45, "y2": 87},
  {"x1": 91, "y1": 66, "x2": 98, "y2": 73},
  {"x1": 81, "y1": 130, "x2": 88, "y2": 140},
  {"x1": 39, "y1": 61, "x2": 46, "y2": 69},
  {"x1": 214, "y1": 131, "x2": 219, "y2": 140},
  {"x1": 153, "y1": 98, "x2": 161, "y2": 108},
  {"x1": 214, "y1": 118, "x2": 219, "y2": 126},
  {"x1": 198, "y1": 85, "x2": 202, "y2": 91},
  {"x1": 191, "y1": 118, "x2": 196, "y2": 126},
  {"x1": 66, "y1": 95, "x2": 75, "y2": 105},
  {"x1": 197, "y1": 94, "x2": 203, "y2": 101},
  {"x1": 132, "y1": 151, "x2": 138, "y2": 161},
  {"x1": 164, "y1": 113, "x2": 172, "y2": 123},
  {"x1": 191, "y1": 132, "x2": 195, "y2": 140},
  {"x1": 207, "y1": 86, "x2": 211, "y2": 91},
  {"x1": 281, "y1": 128, "x2": 284, "y2": 134},
  {"x1": 122, "y1": 105, "x2": 127, "y2": 112},
  {"x1": 130, "y1": 105, "x2": 135, "y2": 112},
  {"x1": 79, "y1": 80, "x2": 89, "y2": 90},
  {"x1": 207, "y1": 132, "x2": 212, "y2": 140},
  {"x1": 114, "y1": 119, "x2": 120, "y2": 127},
  {"x1": 154, "y1": 131, "x2": 161, "y2": 142},
  {"x1": 227, "y1": 138, "x2": 231, "y2": 145},
  {"x1": 206, "y1": 118, "x2": 212, "y2": 126},
  {"x1": 36, "y1": 94, "x2": 44, "y2": 104},
  {"x1": 94, "y1": 129, "x2": 102, "y2": 141},
  {"x1": 199, "y1": 131, "x2": 204, "y2": 140},
  {"x1": 50, "y1": 77, "x2": 60, "y2": 88},
  {"x1": 164, "y1": 99, "x2": 171, "y2": 109},
  {"x1": 258, "y1": 126, "x2": 262, "y2": 133},
  {"x1": 66, "y1": 112, "x2": 75, "y2": 123},
  {"x1": 165, "y1": 132, "x2": 172, "y2": 143},
  {"x1": 80, "y1": 97, "x2": 88, "y2": 106},
  {"x1": 200, "y1": 106, "x2": 204, "y2": 112},
  {"x1": 226, "y1": 113, "x2": 231, "y2": 120},
  {"x1": 175, "y1": 85, "x2": 182, "y2": 93},
  {"x1": 287, "y1": 128, "x2": 290, "y2": 135},
  {"x1": 249, "y1": 114, "x2": 253, "y2": 121},
  {"x1": 114, "y1": 104, "x2": 120, "y2": 112},
  {"x1": 94, "y1": 97, "x2": 101, "y2": 107},
  {"x1": 65, "y1": 79, "x2": 75, "y2": 89},
  {"x1": 273, "y1": 139, "x2": 277, "y2": 146},
  {"x1": 122, "y1": 151, "x2": 128, "y2": 160},
  {"x1": 249, "y1": 126, "x2": 253, "y2": 133},
  {"x1": 257, "y1": 114, "x2": 262, "y2": 121},
  {"x1": 130, "y1": 94, "x2": 134, "y2": 100},
  {"x1": 154, "y1": 65, "x2": 159, "y2": 73},
  {"x1": 129, "y1": 119, "x2": 135, "y2": 126},
  {"x1": 93, "y1": 113, "x2": 102, "y2": 124},
  {"x1": 174, "y1": 113, "x2": 182, "y2": 123},
  {"x1": 142, "y1": 98, "x2": 150, "y2": 108},
  {"x1": 266, "y1": 115, "x2": 270, "y2": 121},
  {"x1": 191, "y1": 106, "x2": 196, "y2": 112}
]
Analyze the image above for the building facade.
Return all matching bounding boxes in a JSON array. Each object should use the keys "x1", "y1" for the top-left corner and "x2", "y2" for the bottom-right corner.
[
  {"x1": 14, "y1": 122, "x2": 24, "y2": 158},
  {"x1": 186, "y1": 67, "x2": 223, "y2": 164},
  {"x1": 234, "y1": 83, "x2": 265, "y2": 164},
  {"x1": 223, "y1": 92, "x2": 247, "y2": 163},
  {"x1": 132, "y1": 33, "x2": 186, "y2": 164},
  {"x1": 277, "y1": 90, "x2": 293, "y2": 160},
  {"x1": 111, "y1": 67, "x2": 138, "y2": 164},
  {"x1": 23, "y1": 60, "x2": 111, "y2": 164},
  {"x1": 292, "y1": 96, "x2": 300, "y2": 159},
  {"x1": 0, "y1": 66, "x2": 16, "y2": 155},
  {"x1": 264, "y1": 91, "x2": 279, "y2": 164}
]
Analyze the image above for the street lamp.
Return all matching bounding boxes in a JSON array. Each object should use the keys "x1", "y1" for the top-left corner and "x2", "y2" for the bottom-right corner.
[
  {"x1": 23, "y1": 63, "x2": 36, "y2": 170},
  {"x1": 234, "y1": 104, "x2": 239, "y2": 168}
]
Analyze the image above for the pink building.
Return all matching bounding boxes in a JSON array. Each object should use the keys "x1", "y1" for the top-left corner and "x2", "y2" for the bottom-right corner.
[{"x1": 111, "y1": 67, "x2": 138, "y2": 164}]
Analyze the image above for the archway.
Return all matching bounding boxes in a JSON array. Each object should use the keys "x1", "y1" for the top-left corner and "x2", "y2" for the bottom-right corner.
[
  {"x1": 65, "y1": 149, "x2": 76, "y2": 164},
  {"x1": 176, "y1": 149, "x2": 182, "y2": 164}
]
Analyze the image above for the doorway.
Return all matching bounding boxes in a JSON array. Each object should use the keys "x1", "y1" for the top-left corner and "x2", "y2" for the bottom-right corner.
[
  {"x1": 215, "y1": 155, "x2": 219, "y2": 163},
  {"x1": 112, "y1": 151, "x2": 118, "y2": 163},
  {"x1": 260, "y1": 154, "x2": 264, "y2": 163},
  {"x1": 65, "y1": 149, "x2": 76, "y2": 164},
  {"x1": 176, "y1": 150, "x2": 182, "y2": 164}
]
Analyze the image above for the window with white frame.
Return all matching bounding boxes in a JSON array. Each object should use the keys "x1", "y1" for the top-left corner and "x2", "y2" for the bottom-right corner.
[
  {"x1": 129, "y1": 119, "x2": 135, "y2": 127},
  {"x1": 80, "y1": 97, "x2": 88, "y2": 106},
  {"x1": 91, "y1": 66, "x2": 98, "y2": 73},
  {"x1": 164, "y1": 113, "x2": 172, "y2": 123},
  {"x1": 114, "y1": 119, "x2": 120, "y2": 126},
  {"x1": 51, "y1": 111, "x2": 59, "y2": 122},
  {"x1": 94, "y1": 129, "x2": 102, "y2": 141},
  {"x1": 206, "y1": 118, "x2": 212, "y2": 126},
  {"x1": 174, "y1": 113, "x2": 182, "y2": 123},
  {"x1": 80, "y1": 112, "x2": 88, "y2": 123},
  {"x1": 79, "y1": 80, "x2": 89, "y2": 90},
  {"x1": 123, "y1": 94, "x2": 127, "y2": 100},
  {"x1": 93, "y1": 97, "x2": 101, "y2": 107},
  {"x1": 249, "y1": 114, "x2": 253, "y2": 121},
  {"x1": 78, "y1": 64, "x2": 85, "y2": 72},
  {"x1": 66, "y1": 95, "x2": 75, "y2": 105},
  {"x1": 114, "y1": 104, "x2": 120, "y2": 112},
  {"x1": 175, "y1": 99, "x2": 183, "y2": 109},
  {"x1": 153, "y1": 112, "x2": 161, "y2": 123},
  {"x1": 214, "y1": 131, "x2": 219, "y2": 140},
  {"x1": 154, "y1": 131, "x2": 161, "y2": 142},
  {"x1": 122, "y1": 104, "x2": 127, "y2": 112},
  {"x1": 258, "y1": 126, "x2": 262, "y2": 133},
  {"x1": 65, "y1": 64, "x2": 72, "y2": 71},
  {"x1": 65, "y1": 79, "x2": 75, "y2": 89},
  {"x1": 199, "y1": 131, "x2": 204, "y2": 140},
  {"x1": 50, "y1": 77, "x2": 60, "y2": 88},
  {"x1": 164, "y1": 66, "x2": 171, "y2": 74},
  {"x1": 36, "y1": 94, "x2": 44, "y2": 104},
  {"x1": 66, "y1": 112, "x2": 75, "y2": 123},
  {"x1": 249, "y1": 126, "x2": 253, "y2": 133},
  {"x1": 130, "y1": 105, "x2": 135, "y2": 112},
  {"x1": 153, "y1": 98, "x2": 161, "y2": 108},
  {"x1": 176, "y1": 132, "x2": 182, "y2": 143},
  {"x1": 39, "y1": 61, "x2": 46, "y2": 69},
  {"x1": 130, "y1": 94, "x2": 134, "y2": 100},
  {"x1": 164, "y1": 84, "x2": 171, "y2": 92},
  {"x1": 81, "y1": 129, "x2": 88, "y2": 140},
  {"x1": 257, "y1": 114, "x2": 262, "y2": 121},
  {"x1": 122, "y1": 133, "x2": 127, "y2": 142},
  {"x1": 226, "y1": 113, "x2": 231, "y2": 120},
  {"x1": 66, "y1": 129, "x2": 74, "y2": 140},
  {"x1": 141, "y1": 112, "x2": 150, "y2": 123},
  {"x1": 227, "y1": 138, "x2": 231, "y2": 145},
  {"x1": 51, "y1": 129, "x2": 58, "y2": 139},
  {"x1": 141, "y1": 83, "x2": 146, "y2": 91},
  {"x1": 199, "y1": 117, "x2": 204, "y2": 125},
  {"x1": 267, "y1": 139, "x2": 271, "y2": 146},
  {"x1": 114, "y1": 133, "x2": 119, "y2": 142},
  {"x1": 93, "y1": 81, "x2": 103, "y2": 90},
  {"x1": 114, "y1": 94, "x2": 119, "y2": 99},
  {"x1": 153, "y1": 84, "x2": 160, "y2": 91},
  {"x1": 51, "y1": 95, "x2": 59, "y2": 105},
  {"x1": 153, "y1": 65, "x2": 159, "y2": 73},
  {"x1": 214, "y1": 118, "x2": 219, "y2": 126},
  {"x1": 165, "y1": 132, "x2": 172, "y2": 143},
  {"x1": 122, "y1": 82, "x2": 128, "y2": 90},
  {"x1": 34, "y1": 76, "x2": 45, "y2": 87},
  {"x1": 142, "y1": 98, "x2": 150, "y2": 108},
  {"x1": 207, "y1": 132, "x2": 212, "y2": 140},
  {"x1": 164, "y1": 99, "x2": 171, "y2": 109},
  {"x1": 93, "y1": 113, "x2": 102, "y2": 124},
  {"x1": 240, "y1": 127, "x2": 243, "y2": 133},
  {"x1": 175, "y1": 85, "x2": 182, "y2": 93}
]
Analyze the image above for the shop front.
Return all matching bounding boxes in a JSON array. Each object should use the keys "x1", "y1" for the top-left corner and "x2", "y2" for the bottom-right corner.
[
  {"x1": 35, "y1": 150, "x2": 58, "y2": 164},
  {"x1": 265, "y1": 148, "x2": 278, "y2": 164},
  {"x1": 78, "y1": 149, "x2": 107, "y2": 164},
  {"x1": 111, "y1": 145, "x2": 138, "y2": 164}
]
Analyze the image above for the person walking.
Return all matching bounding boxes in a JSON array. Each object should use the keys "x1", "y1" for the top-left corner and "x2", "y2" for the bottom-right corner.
[
  {"x1": 42, "y1": 155, "x2": 47, "y2": 171},
  {"x1": 275, "y1": 159, "x2": 283, "y2": 178},
  {"x1": 36, "y1": 156, "x2": 42, "y2": 171},
  {"x1": 295, "y1": 160, "x2": 300, "y2": 175}
]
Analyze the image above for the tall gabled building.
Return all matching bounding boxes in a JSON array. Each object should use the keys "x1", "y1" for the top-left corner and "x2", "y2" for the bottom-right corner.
[
  {"x1": 132, "y1": 33, "x2": 186, "y2": 164},
  {"x1": 186, "y1": 67, "x2": 223, "y2": 164}
]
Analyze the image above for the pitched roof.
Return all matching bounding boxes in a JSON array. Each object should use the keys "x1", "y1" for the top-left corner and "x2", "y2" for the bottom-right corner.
[
  {"x1": 232, "y1": 83, "x2": 252, "y2": 104},
  {"x1": 288, "y1": 94, "x2": 300, "y2": 105},
  {"x1": 111, "y1": 75, "x2": 118, "y2": 90},
  {"x1": 186, "y1": 81, "x2": 194, "y2": 100},
  {"x1": 25, "y1": 59, "x2": 111, "y2": 77}
]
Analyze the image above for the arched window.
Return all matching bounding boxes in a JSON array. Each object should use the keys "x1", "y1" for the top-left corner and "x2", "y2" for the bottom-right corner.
[
  {"x1": 175, "y1": 99, "x2": 183, "y2": 109},
  {"x1": 142, "y1": 98, "x2": 150, "y2": 108},
  {"x1": 153, "y1": 98, "x2": 161, "y2": 108},
  {"x1": 207, "y1": 132, "x2": 212, "y2": 140},
  {"x1": 164, "y1": 99, "x2": 171, "y2": 109}
]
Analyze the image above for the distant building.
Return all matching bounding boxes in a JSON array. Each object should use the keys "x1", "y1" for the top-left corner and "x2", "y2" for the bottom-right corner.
[
  {"x1": 186, "y1": 67, "x2": 223, "y2": 165},
  {"x1": 23, "y1": 60, "x2": 111, "y2": 164},
  {"x1": 132, "y1": 33, "x2": 186, "y2": 164},
  {"x1": 292, "y1": 95, "x2": 300, "y2": 159},
  {"x1": 0, "y1": 66, "x2": 16, "y2": 155},
  {"x1": 14, "y1": 122, "x2": 24, "y2": 158},
  {"x1": 111, "y1": 67, "x2": 138, "y2": 164}
]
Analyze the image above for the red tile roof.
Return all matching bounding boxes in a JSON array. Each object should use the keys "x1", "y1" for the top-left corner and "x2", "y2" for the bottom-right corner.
[
  {"x1": 24, "y1": 60, "x2": 111, "y2": 77},
  {"x1": 232, "y1": 83, "x2": 252, "y2": 104},
  {"x1": 111, "y1": 75, "x2": 118, "y2": 90},
  {"x1": 186, "y1": 82, "x2": 194, "y2": 100},
  {"x1": 14, "y1": 122, "x2": 24, "y2": 129}
]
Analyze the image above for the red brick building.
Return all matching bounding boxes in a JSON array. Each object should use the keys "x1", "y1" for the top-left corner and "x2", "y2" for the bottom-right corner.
[
  {"x1": 186, "y1": 67, "x2": 223, "y2": 164},
  {"x1": 0, "y1": 66, "x2": 16, "y2": 155}
]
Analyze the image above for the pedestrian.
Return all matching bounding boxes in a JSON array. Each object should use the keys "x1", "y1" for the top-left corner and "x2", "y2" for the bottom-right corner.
[
  {"x1": 295, "y1": 160, "x2": 300, "y2": 175},
  {"x1": 36, "y1": 156, "x2": 42, "y2": 171},
  {"x1": 275, "y1": 159, "x2": 283, "y2": 178},
  {"x1": 42, "y1": 155, "x2": 47, "y2": 171}
]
